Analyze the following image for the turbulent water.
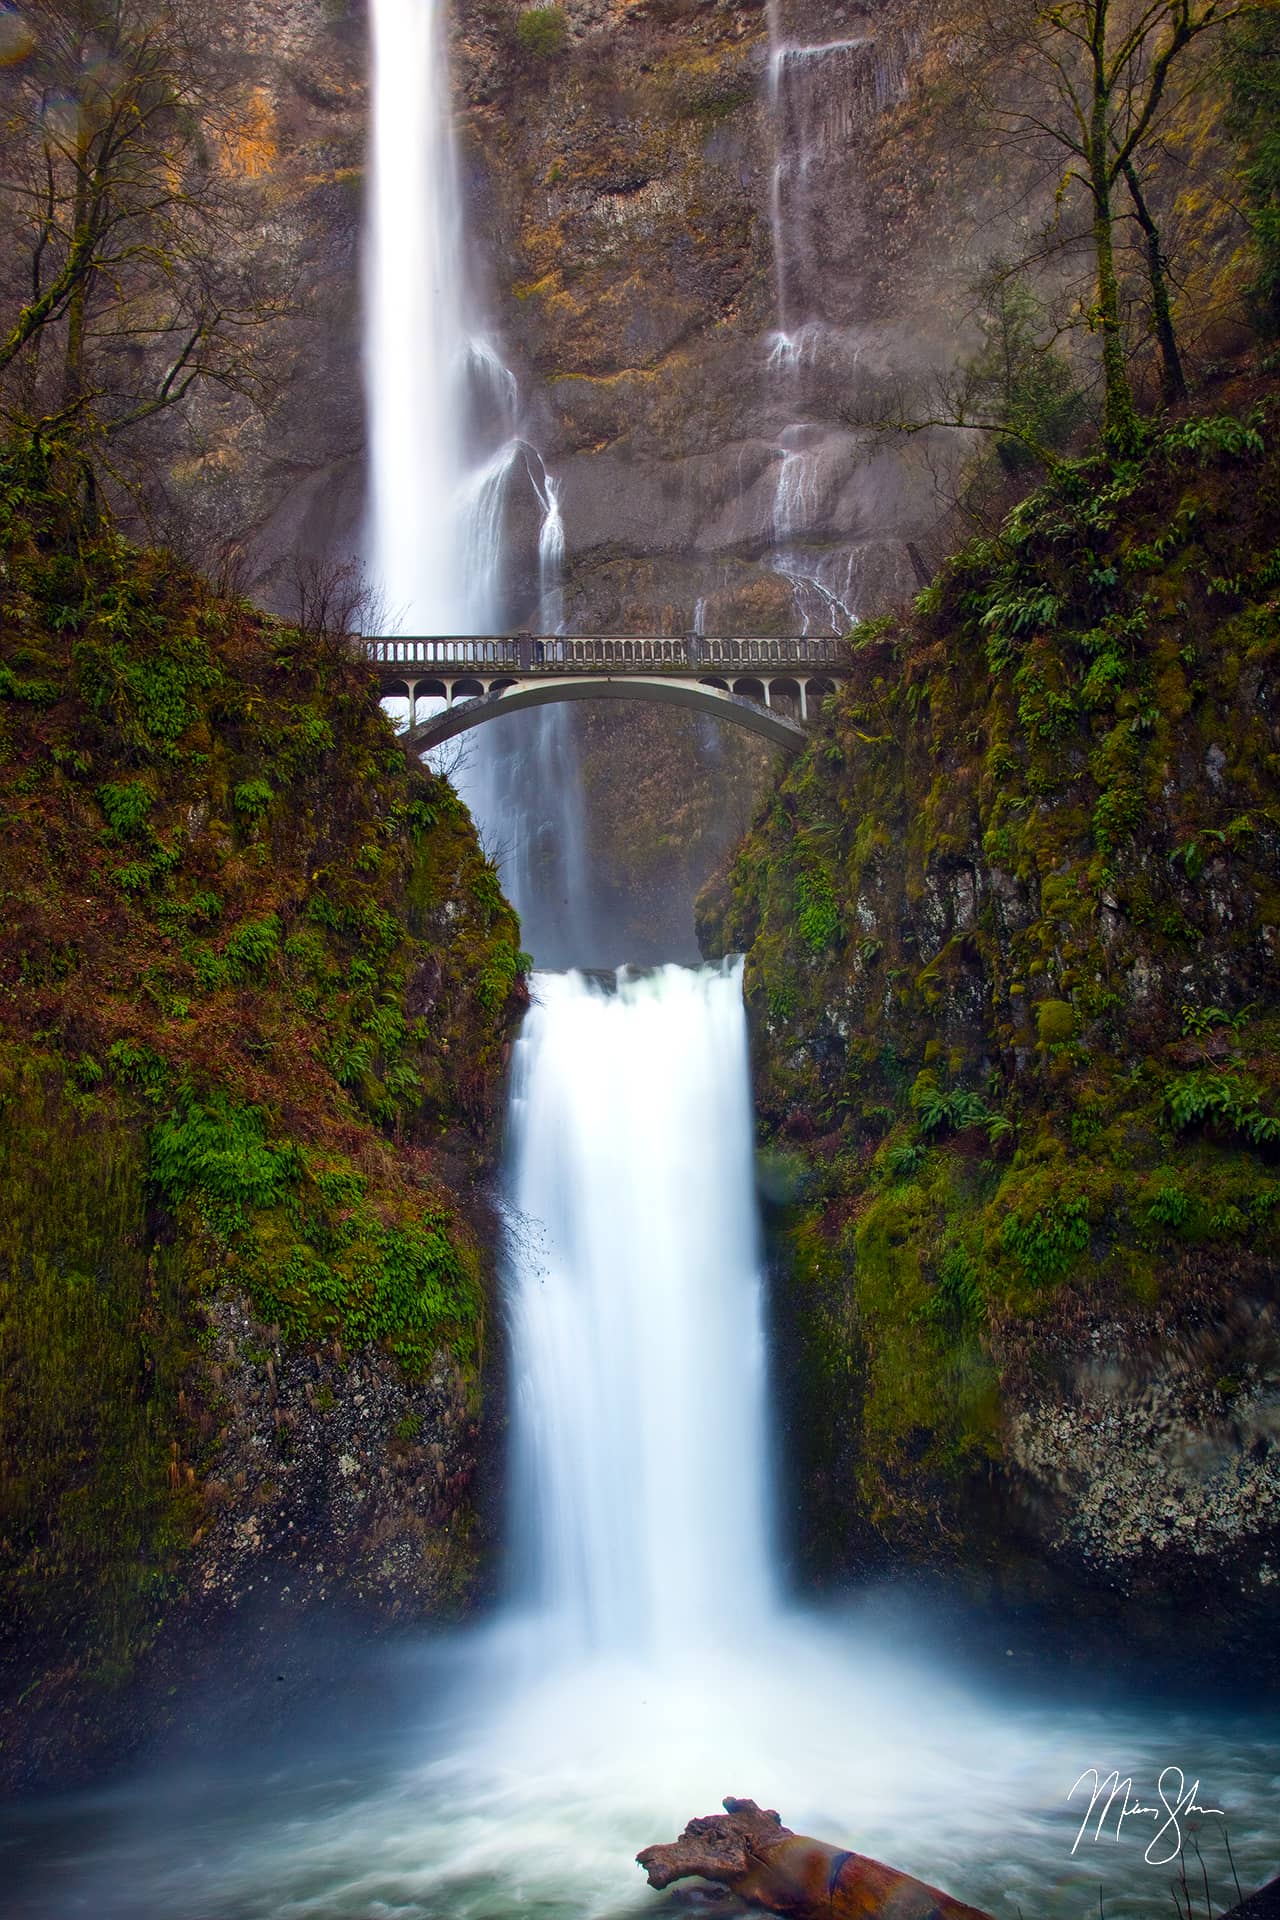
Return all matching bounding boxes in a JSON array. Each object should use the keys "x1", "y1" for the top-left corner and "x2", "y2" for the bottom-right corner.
[{"x1": 6, "y1": 968, "x2": 1279, "y2": 1920}]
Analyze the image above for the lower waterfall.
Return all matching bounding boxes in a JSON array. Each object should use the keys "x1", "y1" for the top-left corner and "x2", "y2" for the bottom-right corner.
[
  {"x1": 7, "y1": 969, "x2": 1278, "y2": 1919},
  {"x1": 505, "y1": 964, "x2": 773, "y2": 1654}
]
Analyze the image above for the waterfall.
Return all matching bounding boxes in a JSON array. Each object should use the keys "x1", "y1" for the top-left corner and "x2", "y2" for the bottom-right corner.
[
  {"x1": 365, "y1": 0, "x2": 466, "y2": 628},
  {"x1": 505, "y1": 964, "x2": 773, "y2": 1655},
  {"x1": 11, "y1": 974, "x2": 1280, "y2": 1920},
  {"x1": 528, "y1": 451, "x2": 565, "y2": 634},
  {"x1": 364, "y1": 0, "x2": 596, "y2": 959},
  {"x1": 762, "y1": 9, "x2": 909, "y2": 634}
]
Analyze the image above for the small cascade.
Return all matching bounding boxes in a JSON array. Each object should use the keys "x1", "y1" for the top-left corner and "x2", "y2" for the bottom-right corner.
[
  {"x1": 762, "y1": 5, "x2": 911, "y2": 632},
  {"x1": 772, "y1": 440, "x2": 820, "y2": 541},
  {"x1": 529, "y1": 452, "x2": 565, "y2": 635}
]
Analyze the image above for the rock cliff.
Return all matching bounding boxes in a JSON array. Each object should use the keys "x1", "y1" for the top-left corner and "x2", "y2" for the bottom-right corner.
[
  {"x1": 699, "y1": 388, "x2": 1280, "y2": 1656},
  {"x1": 0, "y1": 440, "x2": 527, "y2": 1788}
]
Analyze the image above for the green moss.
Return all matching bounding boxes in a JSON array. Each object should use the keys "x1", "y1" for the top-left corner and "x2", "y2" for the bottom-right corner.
[
  {"x1": 1035, "y1": 998, "x2": 1075, "y2": 1044},
  {"x1": 699, "y1": 392, "x2": 1280, "y2": 1563},
  {"x1": 515, "y1": 6, "x2": 567, "y2": 58},
  {"x1": 0, "y1": 1053, "x2": 196, "y2": 1688},
  {"x1": 0, "y1": 435, "x2": 528, "y2": 1726}
]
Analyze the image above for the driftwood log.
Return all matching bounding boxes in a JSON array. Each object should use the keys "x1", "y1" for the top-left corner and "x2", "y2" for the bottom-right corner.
[
  {"x1": 637, "y1": 1798, "x2": 995, "y2": 1920},
  {"x1": 1217, "y1": 1880, "x2": 1280, "y2": 1920}
]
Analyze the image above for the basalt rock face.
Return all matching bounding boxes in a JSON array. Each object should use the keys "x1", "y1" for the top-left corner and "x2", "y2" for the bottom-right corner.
[
  {"x1": 699, "y1": 393, "x2": 1280, "y2": 1657},
  {"x1": 160, "y1": 0, "x2": 1253, "y2": 637},
  {"x1": 451, "y1": 0, "x2": 947, "y2": 634},
  {"x1": 162, "y1": 0, "x2": 370, "y2": 596},
  {"x1": 192, "y1": 0, "x2": 959, "y2": 629}
]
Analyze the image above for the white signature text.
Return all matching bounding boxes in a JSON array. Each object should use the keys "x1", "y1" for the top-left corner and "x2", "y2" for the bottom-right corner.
[{"x1": 1068, "y1": 1767, "x2": 1226, "y2": 1867}]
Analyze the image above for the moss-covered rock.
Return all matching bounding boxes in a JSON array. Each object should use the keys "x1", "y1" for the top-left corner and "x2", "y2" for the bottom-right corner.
[
  {"x1": 0, "y1": 439, "x2": 527, "y2": 1786},
  {"x1": 700, "y1": 394, "x2": 1280, "y2": 1631}
]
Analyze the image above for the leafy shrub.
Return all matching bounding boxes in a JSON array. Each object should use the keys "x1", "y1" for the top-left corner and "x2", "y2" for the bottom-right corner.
[
  {"x1": 515, "y1": 5, "x2": 567, "y2": 56},
  {"x1": 221, "y1": 913, "x2": 280, "y2": 983},
  {"x1": 1159, "y1": 412, "x2": 1265, "y2": 465},
  {"x1": 232, "y1": 777, "x2": 273, "y2": 821},
  {"x1": 883, "y1": 1140, "x2": 926, "y2": 1182},
  {"x1": 795, "y1": 866, "x2": 841, "y2": 953},
  {"x1": 1147, "y1": 1182, "x2": 1192, "y2": 1229},
  {"x1": 151, "y1": 1094, "x2": 302, "y2": 1232},
  {"x1": 910, "y1": 1071, "x2": 1012, "y2": 1142},
  {"x1": 1002, "y1": 1194, "x2": 1090, "y2": 1284},
  {"x1": 98, "y1": 780, "x2": 153, "y2": 839},
  {"x1": 1166, "y1": 1072, "x2": 1280, "y2": 1147},
  {"x1": 919, "y1": 1243, "x2": 986, "y2": 1327}
]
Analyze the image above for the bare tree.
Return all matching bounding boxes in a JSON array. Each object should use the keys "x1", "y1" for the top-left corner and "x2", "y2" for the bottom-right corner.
[
  {"x1": 0, "y1": 0, "x2": 287, "y2": 488},
  {"x1": 287, "y1": 554, "x2": 391, "y2": 651},
  {"x1": 969, "y1": 0, "x2": 1255, "y2": 444}
]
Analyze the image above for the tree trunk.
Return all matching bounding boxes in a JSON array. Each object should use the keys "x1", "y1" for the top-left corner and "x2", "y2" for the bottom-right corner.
[
  {"x1": 1089, "y1": 148, "x2": 1138, "y2": 447},
  {"x1": 1085, "y1": 0, "x2": 1138, "y2": 451},
  {"x1": 62, "y1": 111, "x2": 92, "y2": 414},
  {"x1": 1122, "y1": 160, "x2": 1188, "y2": 406},
  {"x1": 637, "y1": 1798, "x2": 995, "y2": 1920}
]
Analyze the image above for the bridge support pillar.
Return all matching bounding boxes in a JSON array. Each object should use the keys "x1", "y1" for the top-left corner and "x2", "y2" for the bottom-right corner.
[{"x1": 799, "y1": 682, "x2": 808, "y2": 724}]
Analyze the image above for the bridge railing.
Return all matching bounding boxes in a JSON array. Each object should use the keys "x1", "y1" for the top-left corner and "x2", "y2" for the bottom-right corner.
[{"x1": 361, "y1": 635, "x2": 849, "y2": 674}]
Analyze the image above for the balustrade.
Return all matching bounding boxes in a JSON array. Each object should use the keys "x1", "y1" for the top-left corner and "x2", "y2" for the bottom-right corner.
[{"x1": 360, "y1": 634, "x2": 848, "y2": 674}]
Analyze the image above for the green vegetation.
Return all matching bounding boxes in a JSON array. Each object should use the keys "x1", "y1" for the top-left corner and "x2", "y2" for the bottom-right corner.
[
  {"x1": 0, "y1": 436, "x2": 525, "y2": 1722},
  {"x1": 1226, "y1": 10, "x2": 1280, "y2": 337},
  {"x1": 515, "y1": 7, "x2": 568, "y2": 58},
  {"x1": 700, "y1": 389, "x2": 1280, "y2": 1557}
]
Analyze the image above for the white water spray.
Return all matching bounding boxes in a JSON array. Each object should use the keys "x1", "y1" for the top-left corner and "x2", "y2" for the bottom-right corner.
[{"x1": 506, "y1": 965, "x2": 773, "y2": 1655}]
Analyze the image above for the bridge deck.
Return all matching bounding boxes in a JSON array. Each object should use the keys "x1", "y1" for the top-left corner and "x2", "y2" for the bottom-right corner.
[
  {"x1": 362, "y1": 634, "x2": 848, "y2": 678},
  {"x1": 362, "y1": 634, "x2": 850, "y2": 752}
]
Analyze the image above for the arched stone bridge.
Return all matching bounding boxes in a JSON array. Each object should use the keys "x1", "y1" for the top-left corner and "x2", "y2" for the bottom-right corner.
[{"x1": 364, "y1": 634, "x2": 849, "y2": 754}]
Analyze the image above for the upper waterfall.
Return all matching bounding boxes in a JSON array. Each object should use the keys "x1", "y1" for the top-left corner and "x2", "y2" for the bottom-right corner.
[{"x1": 365, "y1": 0, "x2": 471, "y2": 628}]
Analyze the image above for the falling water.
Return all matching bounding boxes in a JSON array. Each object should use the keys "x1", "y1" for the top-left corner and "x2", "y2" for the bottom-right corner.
[
  {"x1": 530, "y1": 453, "x2": 565, "y2": 635},
  {"x1": 505, "y1": 966, "x2": 773, "y2": 1654},
  {"x1": 762, "y1": 8, "x2": 909, "y2": 633},
  {"x1": 11, "y1": 964, "x2": 1280, "y2": 1919},
  {"x1": 363, "y1": 0, "x2": 594, "y2": 958},
  {"x1": 365, "y1": 0, "x2": 468, "y2": 627}
]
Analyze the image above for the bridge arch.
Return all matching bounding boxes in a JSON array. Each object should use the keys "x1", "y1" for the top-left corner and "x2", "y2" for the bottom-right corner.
[{"x1": 402, "y1": 674, "x2": 808, "y2": 754}]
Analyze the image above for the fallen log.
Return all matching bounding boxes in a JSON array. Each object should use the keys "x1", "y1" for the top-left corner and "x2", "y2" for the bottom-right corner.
[
  {"x1": 637, "y1": 1797, "x2": 996, "y2": 1920},
  {"x1": 1216, "y1": 1878, "x2": 1280, "y2": 1920}
]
